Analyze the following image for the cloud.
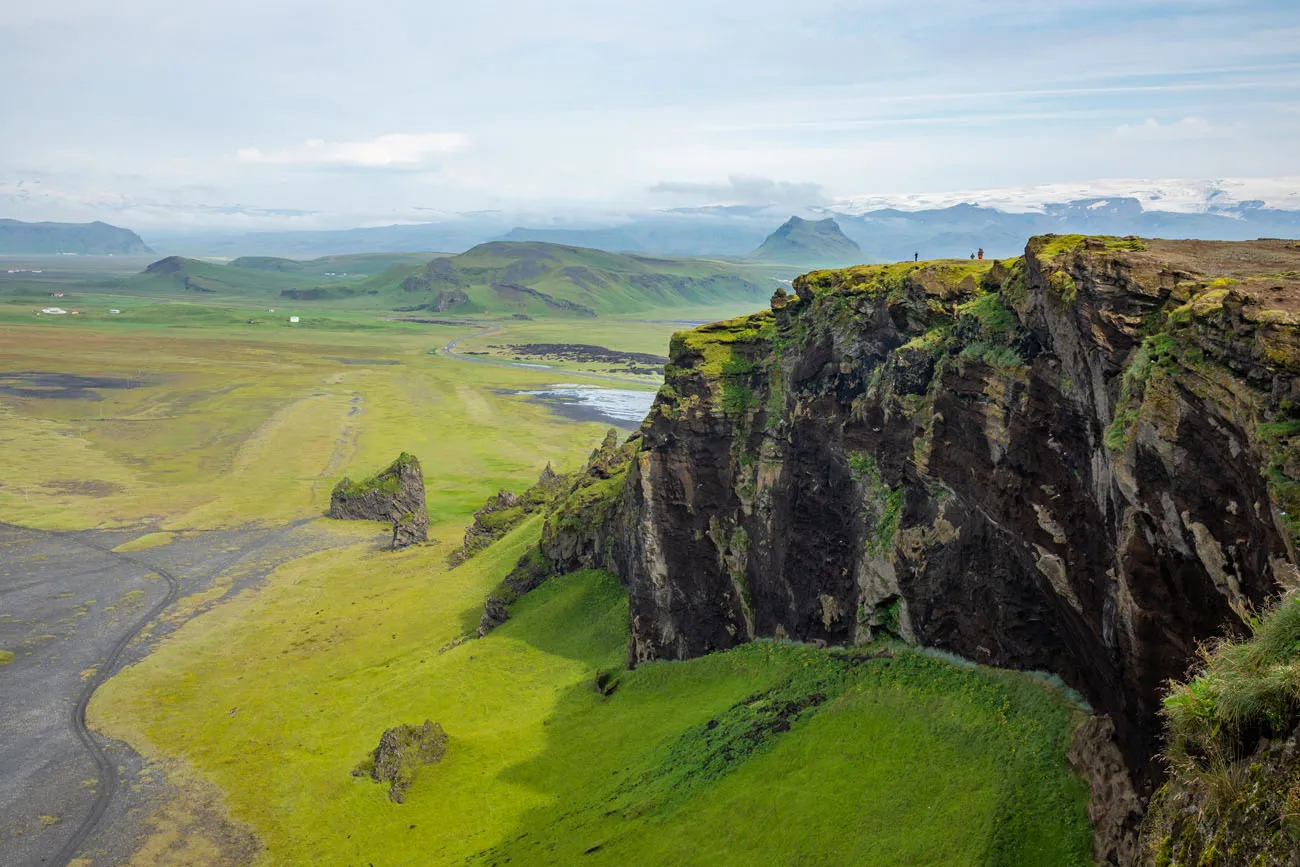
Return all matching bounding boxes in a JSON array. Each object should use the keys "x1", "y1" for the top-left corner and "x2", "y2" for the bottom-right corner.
[
  {"x1": 648, "y1": 174, "x2": 826, "y2": 206},
  {"x1": 236, "y1": 132, "x2": 470, "y2": 168},
  {"x1": 1113, "y1": 117, "x2": 1219, "y2": 140}
]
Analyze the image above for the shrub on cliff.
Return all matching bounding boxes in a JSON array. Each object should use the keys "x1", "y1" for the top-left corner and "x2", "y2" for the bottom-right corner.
[
  {"x1": 1144, "y1": 589, "x2": 1300, "y2": 864},
  {"x1": 1163, "y1": 591, "x2": 1300, "y2": 768}
]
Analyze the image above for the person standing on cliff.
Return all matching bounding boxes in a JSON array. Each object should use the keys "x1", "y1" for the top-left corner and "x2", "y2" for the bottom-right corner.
[
  {"x1": 977, "y1": 248, "x2": 984, "y2": 260},
  {"x1": 913, "y1": 251, "x2": 918, "y2": 262}
]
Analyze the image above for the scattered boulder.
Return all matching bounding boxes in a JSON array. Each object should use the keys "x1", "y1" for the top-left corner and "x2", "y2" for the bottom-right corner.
[
  {"x1": 329, "y1": 453, "x2": 428, "y2": 549},
  {"x1": 352, "y1": 720, "x2": 448, "y2": 804}
]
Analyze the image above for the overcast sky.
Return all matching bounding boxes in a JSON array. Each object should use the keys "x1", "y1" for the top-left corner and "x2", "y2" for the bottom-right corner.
[{"x1": 1, "y1": 0, "x2": 1298, "y2": 229}]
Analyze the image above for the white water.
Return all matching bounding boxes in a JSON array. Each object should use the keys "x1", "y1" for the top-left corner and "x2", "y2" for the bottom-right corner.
[{"x1": 511, "y1": 383, "x2": 657, "y2": 426}]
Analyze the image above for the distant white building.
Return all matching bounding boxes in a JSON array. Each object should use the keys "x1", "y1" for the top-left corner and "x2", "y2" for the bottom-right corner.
[
  {"x1": 109, "y1": 309, "x2": 121, "y2": 314},
  {"x1": 289, "y1": 315, "x2": 300, "y2": 323},
  {"x1": 41, "y1": 307, "x2": 67, "y2": 315}
]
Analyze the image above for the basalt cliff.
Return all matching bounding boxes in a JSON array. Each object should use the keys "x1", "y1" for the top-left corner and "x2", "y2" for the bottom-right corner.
[{"x1": 527, "y1": 235, "x2": 1300, "y2": 862}]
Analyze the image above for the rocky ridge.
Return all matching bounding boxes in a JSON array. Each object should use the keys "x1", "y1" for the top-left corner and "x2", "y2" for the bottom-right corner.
[{"x1": 467, "y1": 430, "x2": 638, "y2": 635}]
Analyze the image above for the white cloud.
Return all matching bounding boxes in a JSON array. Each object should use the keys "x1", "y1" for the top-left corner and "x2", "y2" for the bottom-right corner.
[
  {"x1": 1113, "y1": 117, "x2": 1219, "y2": 140},
  {"x1": 236, "y1": 132, "x2": 470, "y2": 168},
  {"x1": 647, "y1": 175, "x2": 826, "y2": 206}
]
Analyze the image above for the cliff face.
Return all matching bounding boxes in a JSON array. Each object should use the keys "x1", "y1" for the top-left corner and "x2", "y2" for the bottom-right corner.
[{"x1": 612, "y1": 237, "x2": 1300, "y2": 791}]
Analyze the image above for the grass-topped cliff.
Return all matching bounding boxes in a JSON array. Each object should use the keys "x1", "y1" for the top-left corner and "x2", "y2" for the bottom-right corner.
[
  {"x1": 93, "y1": 448, "x2": 1094, "y2": 866},
  {"x1": 1144, "y1": 588, "x2": 1300, "y2": 864},
  {"x1": 538, "y1": 235, "x2": 1300, "y2": 862}
]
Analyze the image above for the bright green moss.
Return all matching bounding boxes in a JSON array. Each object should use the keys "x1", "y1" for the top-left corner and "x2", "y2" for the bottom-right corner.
[
  {"x1": 956, "y1": 291, "x2": 1018, "y2": 340},
  {"x1": 1048, "y1": 271, "x2": 1078, "y2": 304},
  {"x1": 959, "y1": 342, "x2": 1024, "y2": 372},
  {"x1": 1035, "y1": 234, "x2": 1149, "y2": 260}
]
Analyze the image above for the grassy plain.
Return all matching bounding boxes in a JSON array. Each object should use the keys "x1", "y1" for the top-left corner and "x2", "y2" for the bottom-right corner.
[
  {"x1": 0, "y1": 309, "x2": 664, "y2": 531},
  {"x1": 2, "y1": 282, "x2": 1092, "y2": 865}
]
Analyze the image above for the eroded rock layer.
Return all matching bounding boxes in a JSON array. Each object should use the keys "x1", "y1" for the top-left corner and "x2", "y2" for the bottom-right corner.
[
  {"x1": 329, "y1": 452, "x2": 429, "y2": 549},
  {"x1": 610, "y1": 236, "x2": 1300, "y2": 795}
]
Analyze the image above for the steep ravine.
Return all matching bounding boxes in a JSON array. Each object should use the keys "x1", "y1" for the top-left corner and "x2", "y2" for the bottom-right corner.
[{"x1": 532, "y1": 235, "x2": 1300, "y2": 863}]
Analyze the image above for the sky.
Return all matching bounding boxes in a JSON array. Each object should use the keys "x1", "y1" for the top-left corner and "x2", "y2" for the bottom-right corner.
[{"x1": 1, "y1": 0, "x2": 1298, "y2": 230}]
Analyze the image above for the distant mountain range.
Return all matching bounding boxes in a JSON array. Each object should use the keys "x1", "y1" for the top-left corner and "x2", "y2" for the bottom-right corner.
[
  {"x1": 6, "y1": 179, "x2": 1300, "y2": 264},
  {"x1": 750, "y1": 217, "x2": 861, "y2": 266},
  {"x1": 127, "y1": 197, "x2": 1298, "y2": 263},
  {"x1": 0, "y1": 219, "x2": 153, "y2": 255}
]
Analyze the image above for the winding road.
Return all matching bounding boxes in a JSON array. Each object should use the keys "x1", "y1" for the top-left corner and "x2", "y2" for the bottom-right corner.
[{"x1": 47, "y1": 540, "x2": 181, "y2": 867}]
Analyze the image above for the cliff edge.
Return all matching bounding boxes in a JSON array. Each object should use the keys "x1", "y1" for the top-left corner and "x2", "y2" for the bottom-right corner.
[{"x1": 545, "y1": 236, "x2": 1298, "y2": 855}]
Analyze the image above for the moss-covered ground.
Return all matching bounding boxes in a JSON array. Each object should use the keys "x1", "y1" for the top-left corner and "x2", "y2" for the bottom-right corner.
[
  {"x1": 0, "y1": 316, "x2": 616, "y2": 531},
  {"x1": 93, "y1": 511, "x2": 1091, "y2": 866}
]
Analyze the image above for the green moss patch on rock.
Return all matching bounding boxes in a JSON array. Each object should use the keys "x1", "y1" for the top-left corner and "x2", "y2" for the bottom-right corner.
[
  {"x1": 450, "y1": 461, "x2": 570, "y2": 565},
  {"x1": 329, "y1": 452, "x2": 429, "y2": 549},
  {"x1": 352, "y1": 720, "x2": 448, "y2": 804},
  {"x1": 471, "y1": 428, "x2": 638, "y2": 634}
]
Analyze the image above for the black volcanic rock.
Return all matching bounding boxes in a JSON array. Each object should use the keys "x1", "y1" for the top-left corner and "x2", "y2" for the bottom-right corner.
[{"x1": 330, "y1": 453, "x2": 428, "y2": 549}]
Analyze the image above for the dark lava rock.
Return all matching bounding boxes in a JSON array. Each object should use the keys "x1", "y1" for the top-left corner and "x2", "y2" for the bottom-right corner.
[
  {"x1": 329, "y1": 453, "x2": 428, "y2": 549},
  {"x1": 352, "y1": 720, "x2": 447, "y2": 804}
]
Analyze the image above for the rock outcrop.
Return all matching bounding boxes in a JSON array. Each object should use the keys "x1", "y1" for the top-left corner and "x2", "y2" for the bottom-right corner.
[
  {"x1": 449, "y1": 462, "x2": 569, "y2": 565},
  {"x1": 582, "y1": 237, "x2": 1300, "y2": 822},
  {"x1": 351, "y1": 720, "x2": 447, "y2": 803},
  {"x1": 471, "y1": 429, "x2": 637, "y2": 635},
  {"x1": 329, "y1": 453, "x2": 429, "y2": 549}
]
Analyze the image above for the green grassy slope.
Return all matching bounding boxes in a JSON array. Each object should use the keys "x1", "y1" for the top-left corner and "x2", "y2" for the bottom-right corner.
[
  {"x1": 361, "y1": 241, "x2": 779, "y2": 317},
  {"x1": 93, "y1": 519, "x2": 1092, "y2": 866},
  {"x1": 5, "y1": 244, "x2": 785, "y2": 318},
  {"x1": 115, "y1": 256, "x2": 368, "y2": 299}
]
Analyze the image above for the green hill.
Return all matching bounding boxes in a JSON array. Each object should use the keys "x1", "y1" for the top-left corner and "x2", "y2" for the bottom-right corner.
[
  {"x1": 0, "y1": 219, "x2": 153, "y2": 255},
  {"x1": 228, "y1": 252, "x2": 445, "y2": 277},
  {"x1": 750, "y1": 216, "x2": 862, "y2": 266},
  {"x1": 113, "y1": 244, "x2": 779, "y2": 316},
  {"x1": 118, "y1": 256, "x2": 374, "y2": 299},
  {"x1": 361, "y1": 241, "x2": 777, "y2": 317}
]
